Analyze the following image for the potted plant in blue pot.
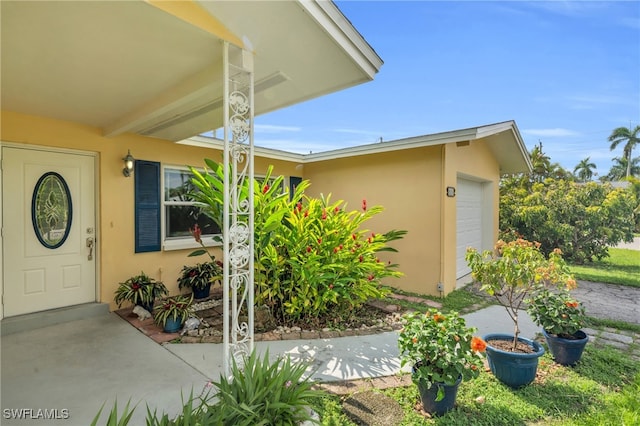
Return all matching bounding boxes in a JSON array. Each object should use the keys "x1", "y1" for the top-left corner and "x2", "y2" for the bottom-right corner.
[
  {"x1": 177, "y1": 261, "x2": 222, "y2": 300},
  {"x1": 114, "y1": 271, "x2": 168, "y2": 313},
  {"x1": 153, "y1": 295, "x2": 193, "y2": 333},
  {"x1": 466, "y1": 239, "x2": 576, "y2": 388},
  {"x1": 527, "y1": 287, "x2": 588, "y2": 366},
  {"x1": 398, "y1": 309, "x2": 486, "y2": 416}
]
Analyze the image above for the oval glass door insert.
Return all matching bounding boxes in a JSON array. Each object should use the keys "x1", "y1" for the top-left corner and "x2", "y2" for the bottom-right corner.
[{"x1": 31, "y1": 172, "x2": 73, "y2": 248}]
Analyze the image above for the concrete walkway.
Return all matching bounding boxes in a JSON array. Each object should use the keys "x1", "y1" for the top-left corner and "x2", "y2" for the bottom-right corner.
[{"x1": 2, "y1": 278, "x2": 639, "y2": 425}]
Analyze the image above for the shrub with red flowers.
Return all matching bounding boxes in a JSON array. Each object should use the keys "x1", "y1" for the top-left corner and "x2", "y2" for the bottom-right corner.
[
  {"x1": 398, "y1": 309, "x2": 486, "y2": 401},
  {"x1": 526, "y1": 287, "x2": 586, "y2": 338},
  {"x1": 189, "y1": 159, "x2": 406, "y2": 325}
]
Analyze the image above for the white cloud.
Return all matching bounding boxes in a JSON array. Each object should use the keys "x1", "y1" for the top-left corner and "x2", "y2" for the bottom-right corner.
[
  {"x1": 254, "y1": 124, "x2": 301, "y2": 133},
  {"x1": 522, "y1": 128, "x2": 581, "y2": 137}
]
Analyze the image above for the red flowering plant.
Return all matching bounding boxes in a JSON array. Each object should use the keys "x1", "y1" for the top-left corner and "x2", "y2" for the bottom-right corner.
[
  {"x1": 398, "y1": 309, "x2": 486, "y2": 401},
  {"x1": 526, "y1": 287, "x2": 586, "y2": 339},
  {"x1": 188, "y1": 159, "x2": 407, "y2": 326}
]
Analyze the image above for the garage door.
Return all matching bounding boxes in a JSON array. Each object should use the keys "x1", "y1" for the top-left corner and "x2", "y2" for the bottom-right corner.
[{"x1": 456, "y1": 178, "x2": 483, "y2": 278}]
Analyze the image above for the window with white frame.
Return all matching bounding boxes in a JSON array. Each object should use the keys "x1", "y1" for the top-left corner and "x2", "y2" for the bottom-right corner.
[
  {"x1": 162, "y1": 166, "x2": 286, "y2": 250},
  {"x1": 163, "y1": 166, "x2": 220, "y2": 250}
]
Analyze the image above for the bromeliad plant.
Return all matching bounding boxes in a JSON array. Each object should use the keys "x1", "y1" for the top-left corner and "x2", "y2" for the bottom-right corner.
[
  {"x1": 188, "y1": 159, "x2": 407, "y2": 326},
  {"x1": 177, "y1": 260, "x2": 222, "y2": 292},
  {"x1": 526, "y1": 287, "x2": 586, "y2": 338},
  {"x1": 398, "y1": 309, "x2": 486, "y2": 401},
  {"x1": 152, "y1": 294, "x2": 193, "y2": 327},
  {"x1": 466, "y1": 239, "x2": 576, "y2": 351},
  {"x1": 114, "y1": 271, "x2": 168, "y2": 309}
]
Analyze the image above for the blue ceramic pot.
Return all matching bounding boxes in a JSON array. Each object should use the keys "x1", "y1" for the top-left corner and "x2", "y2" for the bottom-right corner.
[
  {"x1": 163, "y1": 316, "x2": 184, "y2": 333},
  {"x1": 484, "y1": 333, "x2": 545, "y2": 389},
  {"x1": 192, "y1": 283, "x2": 211, "y2": 300},
  {"x1": 543, "y1": 329, "x2": 588, "y2": 366},
  {"x1": 415, "y1": 375, "x2": 462, "y2": 416}
]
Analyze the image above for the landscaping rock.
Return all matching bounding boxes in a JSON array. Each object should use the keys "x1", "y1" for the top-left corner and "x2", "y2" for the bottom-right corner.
[{"x1": 343, "y1": 391, "x2": 404, "y2": 426}]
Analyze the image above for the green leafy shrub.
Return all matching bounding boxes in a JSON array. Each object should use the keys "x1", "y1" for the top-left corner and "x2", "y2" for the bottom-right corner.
[
  {"x1": 526, "y1": 287, "x2": 586, "y2": 337},
  {"x1": 207, "y1": 349, "x2": 321, "y2": 425},
  {"x1": 90, "y1": 350, "x2": 320, "y2": 426},
  {"x1": 189, "y1": 159, "x2": 406, "y2": 325},
  {"x1": 397, "y1": 309, "x2": 486, "y2": 401},
  {"x1": 499, "y1": 178, "x2": 636, "y2": 263}
]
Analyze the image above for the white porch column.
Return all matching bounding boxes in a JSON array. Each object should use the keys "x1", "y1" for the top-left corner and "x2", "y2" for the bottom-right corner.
[{"x1": 222, "y1": 41, "x2": 255, "y2": 376}]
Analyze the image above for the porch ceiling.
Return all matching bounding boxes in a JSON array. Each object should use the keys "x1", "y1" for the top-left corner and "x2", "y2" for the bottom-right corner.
[{"x1": 1, "y1": 1, "x2": 381, "y2": 142}]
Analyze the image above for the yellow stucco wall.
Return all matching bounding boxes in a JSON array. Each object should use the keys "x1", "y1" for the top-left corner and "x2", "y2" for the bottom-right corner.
[
  {"x1": 303, "y1": 140, "x2": 501, "y2": 296},
  {"x1": 1, "y1": 109, "x2": 504, "y2": 313},
  {"x1": 0, "y1": 110, "x2": 299, "y2": 310},
  {"x1": 303, "y1": 146, "x2": 444, "y2": 295}
]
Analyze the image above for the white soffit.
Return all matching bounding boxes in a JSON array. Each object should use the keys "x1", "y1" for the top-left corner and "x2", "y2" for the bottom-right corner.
[{"x1": 1, "y1": 0, "x2": 382, "y2": 143}]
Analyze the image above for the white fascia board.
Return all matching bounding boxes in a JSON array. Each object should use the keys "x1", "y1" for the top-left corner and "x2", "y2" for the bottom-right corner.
[
  {"x1": 509, "y1": 123, "x2": 533, "y2": 173},
  {"x1": 303, "y1": 128, "x2": 479, "y2": 163},
  {"x1": 179, "y1": 136, "x2": 305, "y2": 163},
  {"x1": 183, "y1": 121, "x2": 532, "y2": 171},
  {"x1": 299, "y1": 0, "x2": 383, "y2": 79}
]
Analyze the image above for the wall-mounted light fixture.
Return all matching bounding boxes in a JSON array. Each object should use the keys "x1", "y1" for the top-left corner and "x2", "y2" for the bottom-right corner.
[
  {"x1": 122, "y1": 150, "x2": 135, "y2": 177},
  {"x1": 446, "y1": 186, "x2": 456, "y2": 197}
]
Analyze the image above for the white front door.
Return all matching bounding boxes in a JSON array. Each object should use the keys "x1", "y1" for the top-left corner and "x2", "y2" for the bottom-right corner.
[{"x1": 2, "y1": 146, "x2": 96, "y2": 317}]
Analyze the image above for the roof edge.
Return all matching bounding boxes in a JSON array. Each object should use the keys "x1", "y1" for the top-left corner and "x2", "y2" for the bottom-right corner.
[
  {"x1": 299, "y1": 0, "x2": 383, "y2": 79},
  {"x1": 181, "y1": 120, "x2": 532, "y2": 173}
]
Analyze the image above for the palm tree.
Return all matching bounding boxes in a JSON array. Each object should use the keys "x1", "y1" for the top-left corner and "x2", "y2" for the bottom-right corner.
[
  {"x1": 608, "y1": 125, "x2": 640, "y2": 178},
  {"x1": 573, "y1": 157, "x2": 596, "y2": 182},
  {"x1": 530, "y1": 145, "x2": 551, "y2": 182},
  {"x1": 606, "y1": 156, "x2": 640, "y2": 181}
]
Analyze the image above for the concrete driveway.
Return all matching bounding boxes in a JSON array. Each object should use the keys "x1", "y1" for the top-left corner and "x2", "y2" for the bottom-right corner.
[{"x1": 1, "y1": 313, "x2": 210, "y2": 425}]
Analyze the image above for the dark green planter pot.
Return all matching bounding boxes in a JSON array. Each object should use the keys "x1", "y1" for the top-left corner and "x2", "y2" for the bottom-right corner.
[
  {"x1": 543, "y1": 329, "x2": 588, "y2": 366},
  {"x1": 163, "y1": 317, "x2": 184, "y2": 333},
  {"x1": 192, "y1": 283, "x2": 211, "y2": 300},
  {"x1": 416, "y1": 375, "x2": 461, "y2": 416},
  {"x1": 484, "y1": 333, "x2": 545, "y2": 389}
]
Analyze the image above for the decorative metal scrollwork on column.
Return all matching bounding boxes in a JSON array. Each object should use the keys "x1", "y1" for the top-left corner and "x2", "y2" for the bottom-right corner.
[{"x1": 222, "y1": 41, "x2": 254, "y2": 376}]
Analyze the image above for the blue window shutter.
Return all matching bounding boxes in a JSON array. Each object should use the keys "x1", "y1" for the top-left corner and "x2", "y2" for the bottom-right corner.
[{"x1": 135, "y1": 160, "x2": 161, "y2": 253}]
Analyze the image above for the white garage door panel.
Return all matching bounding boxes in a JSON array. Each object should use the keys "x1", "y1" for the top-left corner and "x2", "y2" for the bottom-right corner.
[{"x1": 456, "y1": 179, "x2": 483, "y2": 278}]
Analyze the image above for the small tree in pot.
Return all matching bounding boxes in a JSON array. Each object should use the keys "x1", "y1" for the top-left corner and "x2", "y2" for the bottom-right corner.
[
  {"x1": 466, "y1": 239, "x2": 577, "y2": 388},
  {"x1": 466, "y1": 239, "x2": 575, "y2": 350}
]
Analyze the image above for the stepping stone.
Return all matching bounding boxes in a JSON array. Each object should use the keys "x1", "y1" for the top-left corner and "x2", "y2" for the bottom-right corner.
[{"x1": 343, "y1": 391, "x2": 404, "y2": 426}]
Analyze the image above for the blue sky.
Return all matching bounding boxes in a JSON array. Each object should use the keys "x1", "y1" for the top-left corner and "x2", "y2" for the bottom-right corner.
[{"x1": 253, "y1": 1, "x2": 639, "y2": 177}]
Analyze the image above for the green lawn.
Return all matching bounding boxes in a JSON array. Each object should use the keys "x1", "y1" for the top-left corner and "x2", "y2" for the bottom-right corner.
[
  {"x1": 317, "y1": 345, "x2": 640, "y2": 425},
  {"x1": 570, "y1": 248, "x2": 640, "y2": 288}
]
